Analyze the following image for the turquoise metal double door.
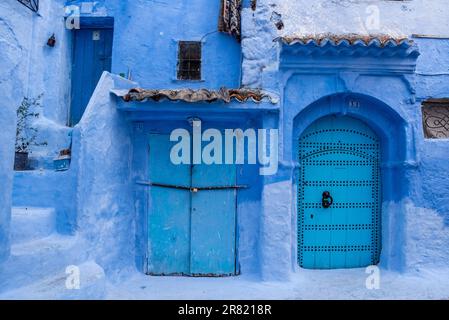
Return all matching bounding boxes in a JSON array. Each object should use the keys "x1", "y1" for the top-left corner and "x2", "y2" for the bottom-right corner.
[
  {"x1": 147, "y1": 133, "x2": 237, "y2": 276},
  {"x1": 298, "y1": 116, "x2": 381, "y2": 269}
]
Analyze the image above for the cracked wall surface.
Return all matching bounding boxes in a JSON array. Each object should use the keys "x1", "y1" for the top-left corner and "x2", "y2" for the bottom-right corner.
[
  {"x1": 241, "y1": 0, "x2": 449, "y2": 88},
  {"x1": 242, "y1": 0, "x2": 449, "y2": 272},
  {"x1": 1, "y1": 0, "x2": 449, "y2": 277}
]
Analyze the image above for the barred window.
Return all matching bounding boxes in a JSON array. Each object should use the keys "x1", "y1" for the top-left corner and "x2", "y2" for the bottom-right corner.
[
  {"x1": 177, "y1": 41, "x2": 202, "y2": 81},
  {"x1": 422, "y1": 99, "x2": 449, "y2": 139}
]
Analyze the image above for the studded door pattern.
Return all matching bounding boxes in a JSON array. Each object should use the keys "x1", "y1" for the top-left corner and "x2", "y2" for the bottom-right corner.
[{"x1": 298, "y1": 116, "x2": 381, "y2": 269}]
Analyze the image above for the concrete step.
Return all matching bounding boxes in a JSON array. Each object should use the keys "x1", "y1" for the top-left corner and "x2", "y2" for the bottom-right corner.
[
  {"x1": 0, "y1": 234, "x2": 88, "y2": 293},
  {"x1": 0, "y1": 261, "x2": 106, "y2": 300},
  {"x1": 11, "y1": 207, "x2": 56, "y2": 244}
]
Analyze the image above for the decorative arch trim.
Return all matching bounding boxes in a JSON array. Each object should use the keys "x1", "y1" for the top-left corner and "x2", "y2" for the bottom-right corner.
[{"x1": 292, "y1": 92, "x2": 413, "y2": 202}]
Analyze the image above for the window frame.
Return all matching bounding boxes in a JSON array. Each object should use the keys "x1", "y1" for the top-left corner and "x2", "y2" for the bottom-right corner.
[{"x1": 176, "y1": 41, "x2": 202, "y2": 81}]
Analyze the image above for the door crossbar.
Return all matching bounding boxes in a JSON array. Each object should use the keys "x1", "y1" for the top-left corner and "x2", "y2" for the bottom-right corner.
[{"x1": 136, "y1": 181, "x2": 248, "y2": 191}]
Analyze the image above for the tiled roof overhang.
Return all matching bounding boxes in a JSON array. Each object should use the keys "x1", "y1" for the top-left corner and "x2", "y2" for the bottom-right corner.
[
  {"x1": 278, "y1": 33, "x2": 420, "y2": 58},
  {"x1": 119, "y1": 88, "x2": 275, "y2": 104}
]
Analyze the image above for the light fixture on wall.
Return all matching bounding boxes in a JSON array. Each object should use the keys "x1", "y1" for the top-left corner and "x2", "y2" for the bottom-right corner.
[{"x1": 47, "y1": 34, "x2": 56, "y2": 47}]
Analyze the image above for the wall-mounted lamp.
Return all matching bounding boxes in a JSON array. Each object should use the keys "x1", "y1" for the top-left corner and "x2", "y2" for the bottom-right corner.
[{"x1": 47, "y1": 34, "x2": 56, "y2": 47}]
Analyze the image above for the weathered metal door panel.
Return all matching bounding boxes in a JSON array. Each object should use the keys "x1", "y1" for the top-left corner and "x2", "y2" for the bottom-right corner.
[
  {"x1": 147, "y1": 133, "x2": 237, "y2": 276},
  {"x1": 147, "y1": 134, "x2": 191, "y2": 275},
  {"x1": 190, "y1": 163, "x2": 237, "y2": 276},
  {"x1": 70, "y1": 28, "x2": 113, "y2": 126},
  {"x1": 298, "y1": 116, "x2": 381, "y2": 269}
]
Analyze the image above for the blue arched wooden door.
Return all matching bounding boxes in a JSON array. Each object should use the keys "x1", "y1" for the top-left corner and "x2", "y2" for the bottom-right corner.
[{"x1": 298, "y1": 115, "x2": 381, "y2": 269}]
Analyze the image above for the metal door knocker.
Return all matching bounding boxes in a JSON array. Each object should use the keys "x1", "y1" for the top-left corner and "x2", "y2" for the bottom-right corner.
[{"x1": 322, "y1": 191, "x2": 333, "y2": 209}]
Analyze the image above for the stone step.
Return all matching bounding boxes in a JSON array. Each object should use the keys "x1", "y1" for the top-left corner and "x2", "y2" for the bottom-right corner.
[
  {"x1": 0, "y1": 261, "x2": 105, "y2": 300},
  {"x1": 0, "y1": 234, "x2": 87, "y2": 293},
  {"x1": 11, "y1": 207, "x2": 56, "y2": 244}
]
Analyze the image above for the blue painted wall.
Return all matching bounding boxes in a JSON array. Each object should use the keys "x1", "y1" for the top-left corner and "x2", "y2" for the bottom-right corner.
[
  {"x1": 2, "y1": 0, "x2": 449, "y2": 288},
  {"x1": 12, "y1": 171, "x2": 77, "y2": 235},
  {"x1": 128, "y1": 110, "x2": 266, "y2": 275},
  {"x1": 0, "y1": 0, "x2": 73, "y2": 171},
  {"x1": 240, "y1": 0, "x2": 449, "y2": 276},
  {"x1": 113, "y1": 1, "x2": 241, "y2": 89},
  {"x1": 71, "y1": 72, "x2": 136, "y2": 276},
  {"x1": 60, "y1": 0, "x2": 245, "y2": 275}
]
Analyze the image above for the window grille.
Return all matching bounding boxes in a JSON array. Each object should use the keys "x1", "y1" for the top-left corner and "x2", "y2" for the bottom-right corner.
[
  {"x1": 177, "y1": 41, "x2": 202, "y2": 81},
  {"x1": 422, "y1": 99, "x2": 449, "y2": 139}
]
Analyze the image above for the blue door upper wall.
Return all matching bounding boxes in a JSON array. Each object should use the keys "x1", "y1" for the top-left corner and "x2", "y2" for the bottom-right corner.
[{"x1": 67, "y1": 0, "x2": 242, "y2": 89}]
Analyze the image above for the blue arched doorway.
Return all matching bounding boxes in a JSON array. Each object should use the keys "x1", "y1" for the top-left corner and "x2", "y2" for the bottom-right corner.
[{"x1": 297, "y1": 115, "x2": 381, "y2": 269}]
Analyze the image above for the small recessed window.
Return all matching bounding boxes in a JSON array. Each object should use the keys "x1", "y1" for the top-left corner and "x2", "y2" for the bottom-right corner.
[
  {"x1": 422, "y1": 99, "x2": 449, "y2": 139},
  {"x1": 177, "y1": 41, "x2": 202, "y2": 81}
]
